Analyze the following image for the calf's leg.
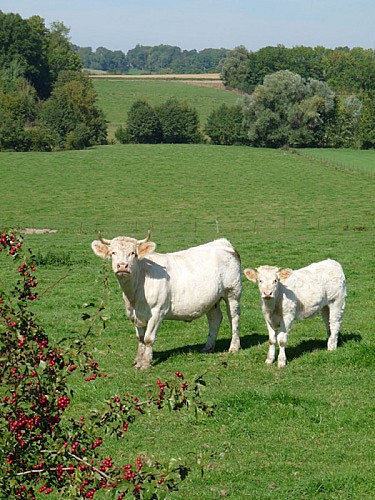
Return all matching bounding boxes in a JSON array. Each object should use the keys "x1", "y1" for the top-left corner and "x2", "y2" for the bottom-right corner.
[
  {"x1": 265, "y1": 322, "x2": 277, "y2": 365},
  {"x1": 277, "y1": 317, "x2": 293, "y2": 368},
  {"x1": 320, "y1": 305, "x2": 331, "y2": 339},
  {"x1": 327, "y1": 301, "x2": 344, "y2": 351}
]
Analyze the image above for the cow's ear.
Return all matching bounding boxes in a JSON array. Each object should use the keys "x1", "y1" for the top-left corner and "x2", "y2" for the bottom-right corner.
[
  {"x1": 91, "y1": 240, "x2": 110, "y2": 259},
  {"x1": 278, "y1": 268, "x2": 293, "y2": 280},
  {"x1": 137, "y1": 241, "x2": 156, "y2": 259},
  {"x1": 244, "y1": 268, "x2": 258, "y2": 282}
]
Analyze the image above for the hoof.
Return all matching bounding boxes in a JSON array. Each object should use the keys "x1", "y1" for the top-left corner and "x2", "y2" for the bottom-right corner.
[
  {"x1": 201, "y1": 346, "x2": 214, "y2": 354},
  {"x1": 229, "y1": 343, "x2": 241, "y2": 353},
  {"x1": 135, "y1": 362, "x2": 151, "y2": 370},
  {"x1": 327, "y1": 342, "x2": 338, "y2": 351},
  {"x1": 265, "y1": 358, "x2": 274, "y2": 365},
  {"x1": 139, "y1": 364, "x2": 151, "y2": 370}
]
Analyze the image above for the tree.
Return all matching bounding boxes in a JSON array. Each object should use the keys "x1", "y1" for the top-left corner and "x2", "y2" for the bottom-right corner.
[
  {"x1": 221, "y1": 46, "x2": 251, "y2": 92},
  {"x1": 47, "y1": 21, "x2": 82, "y2": 82},
  {"x1": 205, "y1": 104, "x2": 248, "y2": 145},
  {"x1": 40, "y1": 70, "x2": 107, "y2": 149},
  {"x1": 0, "y1": 93, "x2": 30, "y2": 151},
  {"x1": 325, "y1": 94, "x2": 363, "y2": 148},
  {"x1": 156, "y1": 98, "x2": 202, "y2": 143},
  {"x1": 0, "y1": 12, "x2": 106, "y2": 151},
  {"x1": 323, "y1": 47, "x2": 375, "y2": 94},
  {"x1": 0, "y1": 11, "x2": 51, "y2": 98},
  {"x1": 0, "y1": 78, "x2": 40, "y2": 151},
  {"x1": 125, "y1": 99, "x2": 163, "y2": 143},
  {"x1": 359, "y1": 91, "x2": 375, "y2": 149},
  {"x1": 241, "y1": 70, "x2": 336, "y2": 147},
  {"x1": 127, "y1": 45, "x2": 151, "y2": 72}
]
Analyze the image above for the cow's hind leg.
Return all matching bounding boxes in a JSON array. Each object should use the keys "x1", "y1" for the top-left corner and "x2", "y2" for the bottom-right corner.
[
  {"x1": 225, "y1": 294, "x2": 241, "y2": 352},
  {"x1": 201, "y1": 303, "x2": 222, "y2": 353}
]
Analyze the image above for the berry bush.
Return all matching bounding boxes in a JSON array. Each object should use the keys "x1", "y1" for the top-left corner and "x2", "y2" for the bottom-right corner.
[{"x1": 0, "y1": 232, "x2": 214, "y2": 498}]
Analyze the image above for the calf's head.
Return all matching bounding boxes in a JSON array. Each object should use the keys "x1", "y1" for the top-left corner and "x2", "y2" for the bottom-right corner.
[
  {"x1": 244, "y1": 265, "x2": 292, "y2": 300},
  {"x1": 91, "y1": 232, "x2": 156, "y2": 277}
]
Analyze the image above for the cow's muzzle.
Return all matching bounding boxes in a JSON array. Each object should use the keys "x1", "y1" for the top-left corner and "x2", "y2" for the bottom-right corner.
[{"x1": 116, "y1": 263, "x2": 129, "y2": 275}]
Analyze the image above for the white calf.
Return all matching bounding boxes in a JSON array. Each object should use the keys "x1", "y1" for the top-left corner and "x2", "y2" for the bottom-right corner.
[{"x1": 244, "y1": 259, "x2": 346, "y2": 367}]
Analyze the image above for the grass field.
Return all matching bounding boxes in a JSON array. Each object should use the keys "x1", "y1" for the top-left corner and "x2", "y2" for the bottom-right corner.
[
  {"x1": 1, "y1": 142, "x2": 374, "y2": 498},
  {"x1": 299, "y1": 148, "x2": 375, "y2": 174},
  {"x1": 92, "y1": 79, "x2": 241, "y2": 139}
]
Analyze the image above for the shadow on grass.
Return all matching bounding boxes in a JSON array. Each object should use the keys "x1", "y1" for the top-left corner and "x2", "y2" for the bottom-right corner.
[
  {"x1": 153, "y1": 331, "x2": 362, "y2": 366},
  {"x1": 285, "y1": 331, "x2": 362, "y2": 364},
  {"x1": 153, "y1": 333, "x2": 268, "y2": 366}
]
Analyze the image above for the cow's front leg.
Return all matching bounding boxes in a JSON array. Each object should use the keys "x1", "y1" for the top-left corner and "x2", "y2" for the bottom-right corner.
[
  {"x1": 265, "y1": 322, "x2": 277, "y2": 365},
  {"x1": 139, "y1": 312, "x2": 163, "y2": 370},
  {"x1": 134, "y1": 326, "x2": 146, "y2": 369},
  {"x1": 276, "y1": 318, "x2": 292, "y2": 368}
]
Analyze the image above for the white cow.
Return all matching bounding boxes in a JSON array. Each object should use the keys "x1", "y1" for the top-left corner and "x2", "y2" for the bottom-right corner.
[
  {"x1": 244, "y1": 259, "x2": 346, "y2": 368},
  {"x1": 91, "y1": 232, "x2": 242, "y2": 369}
]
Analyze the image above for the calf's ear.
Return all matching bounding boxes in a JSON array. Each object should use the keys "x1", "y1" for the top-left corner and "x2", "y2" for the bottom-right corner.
[
  {"x1": 244, "y1": 268, "x2": 258, "y2": 282},
  {"x1": 278, "y1": 268, "x2": 293, "y2": 280},
  {"x1": 137, "y1": 241, "x2": 156, "y2": 259},
  {"x1": 91, "y1": 241, "x2": 110, "y2": 259}
]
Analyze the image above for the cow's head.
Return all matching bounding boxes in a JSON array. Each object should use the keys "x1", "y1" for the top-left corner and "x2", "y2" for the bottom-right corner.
[
  {"x1": 91, "y1": 231, "x2": 156, "y2": 277},
  {"x1": 244, "y1": 265, "x2": 292, "y2": 300}
]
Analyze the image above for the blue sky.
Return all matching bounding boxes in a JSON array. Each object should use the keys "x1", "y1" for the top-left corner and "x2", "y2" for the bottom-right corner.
[{"x1": 2, "y1": 0, "x2": 374, "y2": 52}]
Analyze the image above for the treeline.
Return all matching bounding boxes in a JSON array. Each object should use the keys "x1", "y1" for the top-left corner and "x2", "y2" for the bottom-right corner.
[
  {"x1": 220, "y1": 45, "x2": 374, "y2": 148},
  {"x1": 0, "y1": 11, "x2": 107, "y2": 151},
  {"x1": 116, "y1": 69, "x2": 373, "y2": 149},
  {"x1": 221, "y1": 44, "x2": 375, "y2": 95},
  {"x1": 72, "y1": 44, "x2": 230, "y2": 74},
  {"x1": 1, "y1": 10, "x2": 374, "y2": 151}
]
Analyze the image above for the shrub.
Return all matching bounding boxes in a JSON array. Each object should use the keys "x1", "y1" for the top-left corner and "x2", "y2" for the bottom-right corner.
[
  {"x1": 156, "y1": 98, "x2": 203, "y2": 143},
  {"x1": 0, "y1": 232, "x2": 212, "y2": 498},
  {"x1": 205, "y1": 104, "x2": 248, "y2": 145},
  {"x1": 114, "y1": 125, "x2": 129, "y2": 144},
  {"x1": 125, "y1": 99, "x2": 163, "y2": 144}
]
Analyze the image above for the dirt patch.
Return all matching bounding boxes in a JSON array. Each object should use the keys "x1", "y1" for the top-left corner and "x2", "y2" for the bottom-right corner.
[
  {"x1": 89, "y1": 73, "x2": 224, "y2": 88},
  {"x1": 22, "y1": 228, "x2": 58, "y2": 234},
  {"x1": 174, "y1": 80, "x2": 224, "y2": 88}
]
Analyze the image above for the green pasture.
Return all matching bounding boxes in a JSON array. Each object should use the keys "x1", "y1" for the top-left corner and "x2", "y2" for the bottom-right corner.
[
  {"x1": 92, "y1": 79, "x2": 240, "y2": 139},
  {"x1": 299, "y1": 148, "x2": 375, "y2": 174},
  {"x1": 1, "y1": 143, "x2": 374, "y2": 498}
]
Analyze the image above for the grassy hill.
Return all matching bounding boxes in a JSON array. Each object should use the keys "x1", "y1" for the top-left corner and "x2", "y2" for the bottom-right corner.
[
  {"x1": 92, "y1": 78, "x2": 241, "y2": 139},
  {"x1": 1, "y1": 143, "x2": 374, "y2": 498}
]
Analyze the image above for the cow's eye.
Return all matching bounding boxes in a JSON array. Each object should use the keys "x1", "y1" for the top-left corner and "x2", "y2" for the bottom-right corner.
[
  {"x1": 259, "y1": 279, "x2": 262, "y2": 283},
  {"x1": 130, "y1": 251, "x2": 135, "y2": 256},
  {"x1": 273, "y1": 279, "x2": 278, "y2": 284},
  {"x1": 111, "y1": 251, "x2": 116, "y2": 256}
]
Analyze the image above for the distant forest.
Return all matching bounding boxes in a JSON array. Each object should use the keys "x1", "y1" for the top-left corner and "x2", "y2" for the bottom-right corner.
[
  {"x1": 72, "y1": 44, "x2": 230, "y2": 74},
  {"x1": 1, "y1": 6, "x2": 373, "y2": 152},
  {"x1": 72, "y1": 42, "x2": 374, "y2": 96}
]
